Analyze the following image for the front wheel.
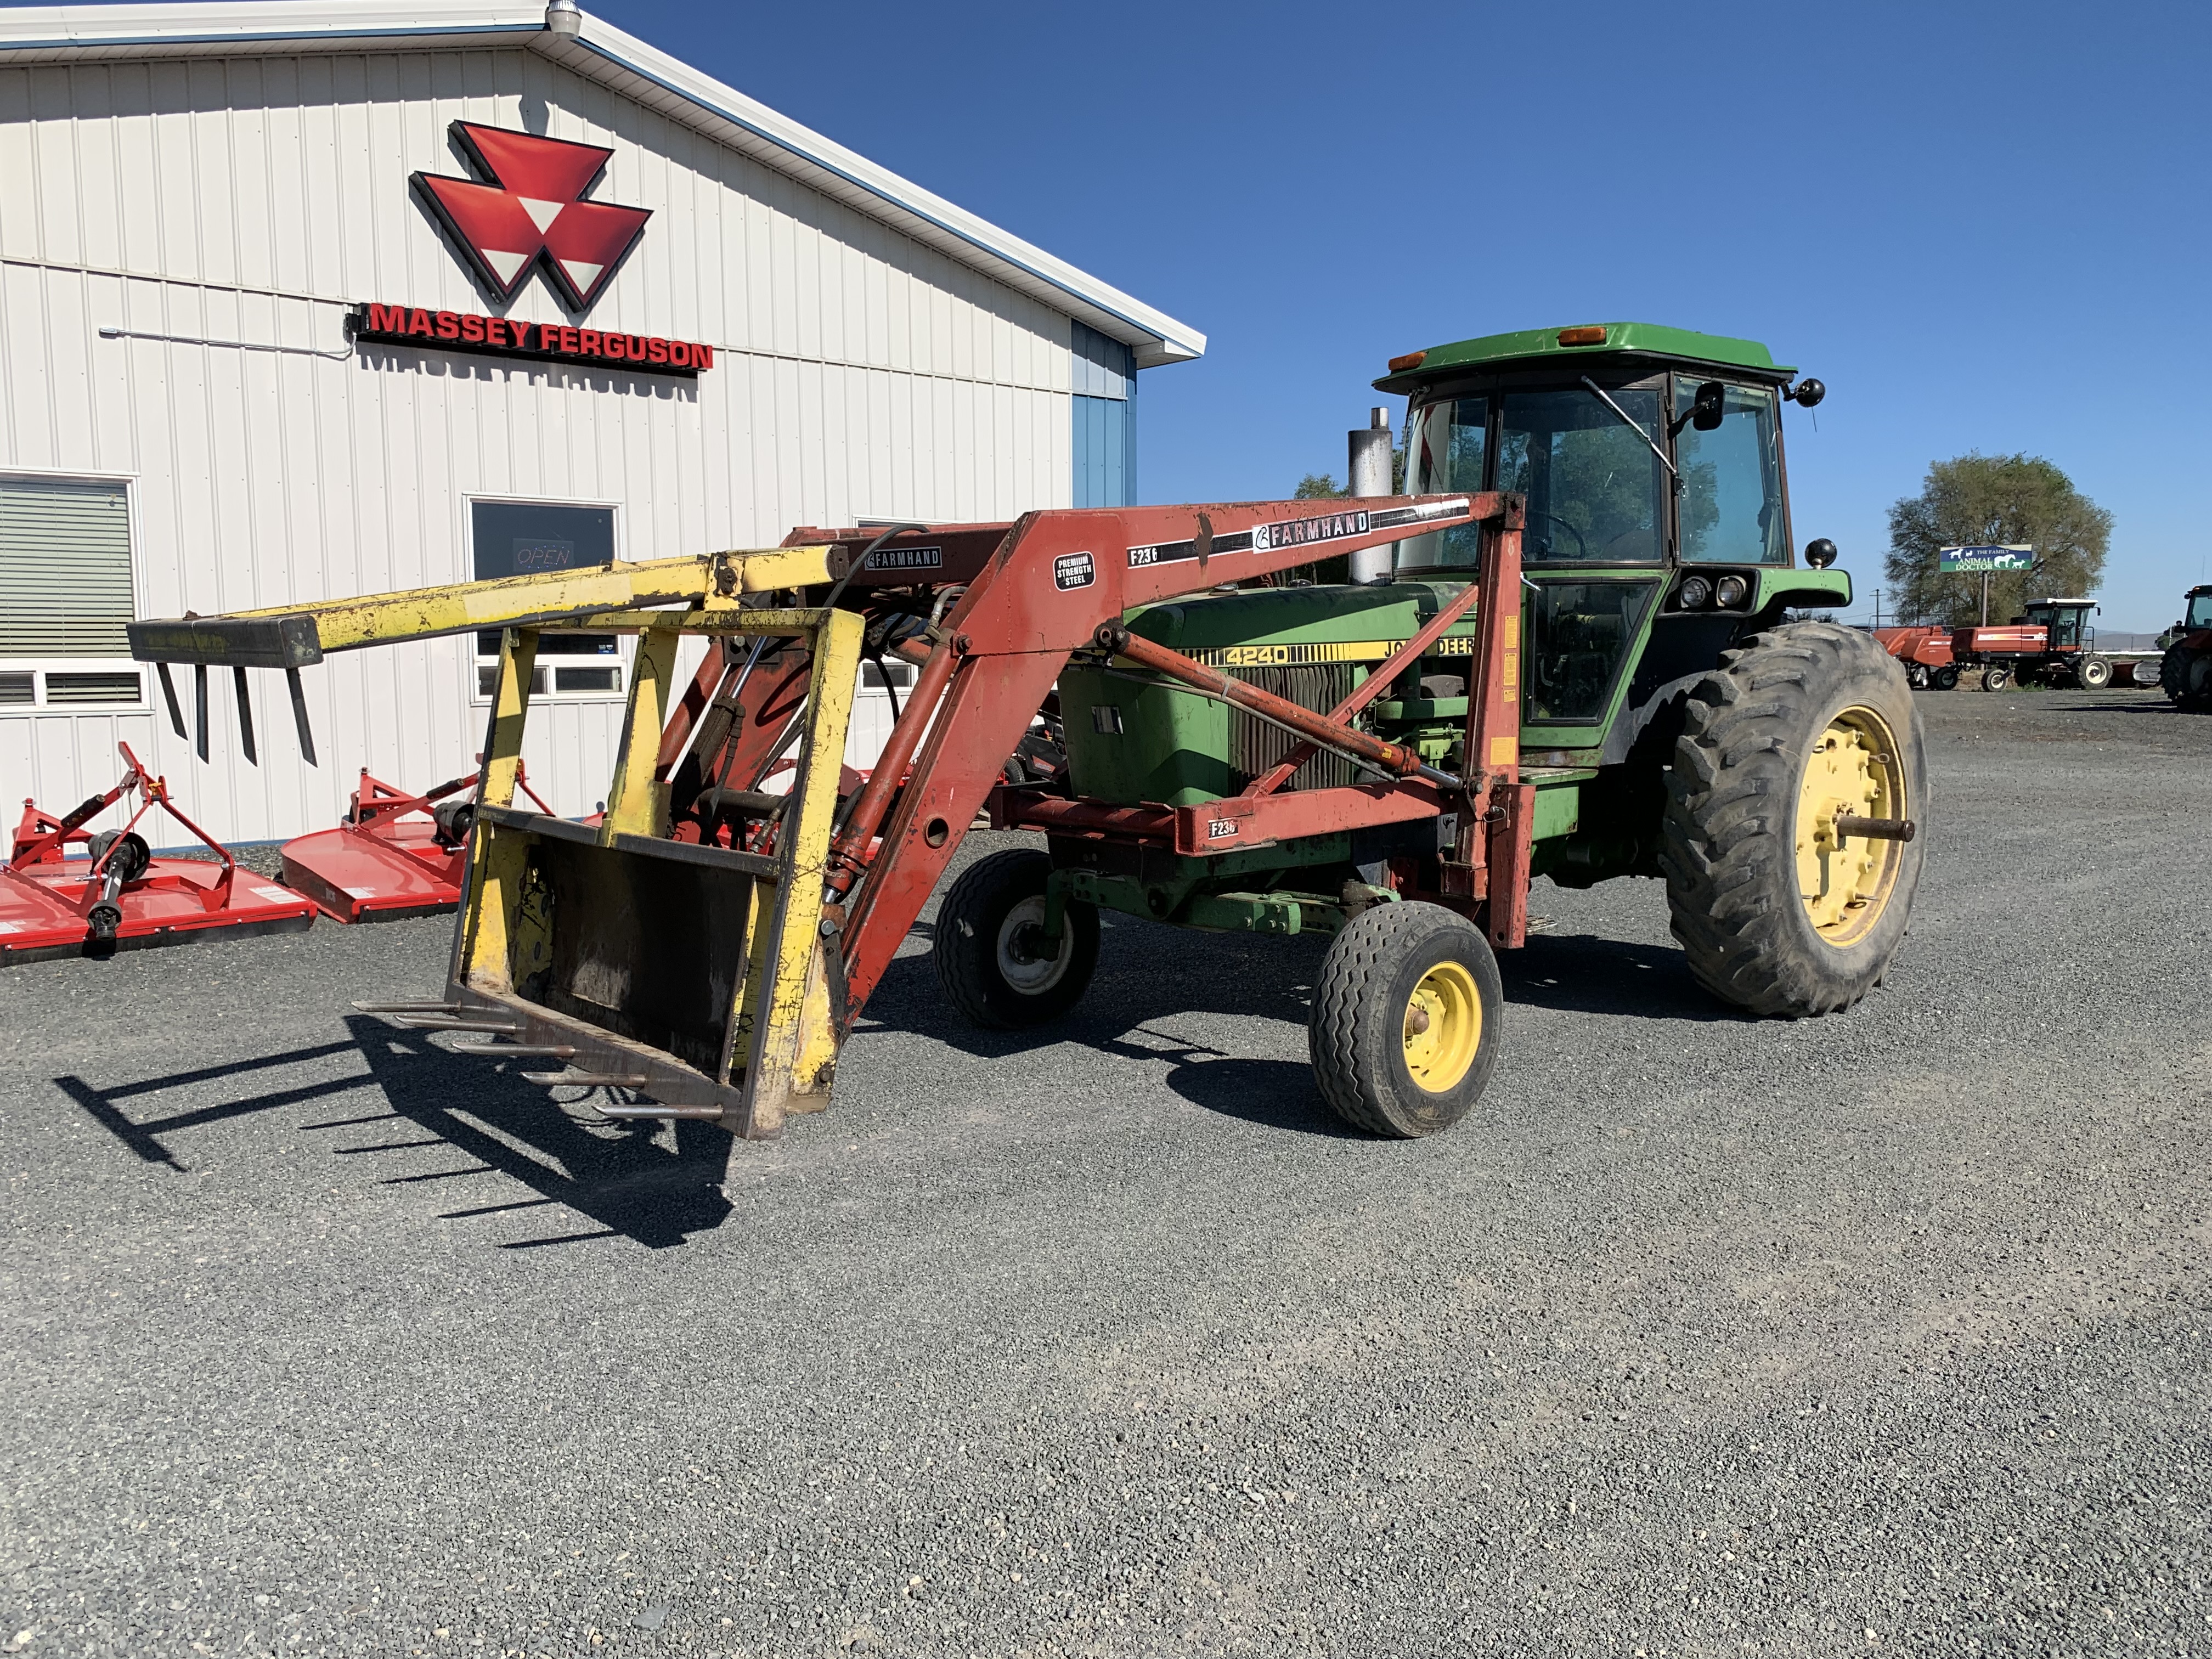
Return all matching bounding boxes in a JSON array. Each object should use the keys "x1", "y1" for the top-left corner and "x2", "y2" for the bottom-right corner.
[
  {"x1": 1982, "y1": 665, "x2": 2012, "y2": 692},
  {"x1": 1932, "y1": 665, "x2": 1960, "y2": 691},
  {"x1": 2076, "y1": 654, "x2": 2112, "y2": 690},
  {"x1": 1310, "y1": 902, "x2": 1503, "y2": 1138},
  {"x1": 934, "y1": 850, "x2": 1099, "y2": 1029}
]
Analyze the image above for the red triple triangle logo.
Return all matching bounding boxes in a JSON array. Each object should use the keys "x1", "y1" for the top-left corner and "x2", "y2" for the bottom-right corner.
[{"x1": 413, "y1": 122, "x2": 651, "y2": 312}]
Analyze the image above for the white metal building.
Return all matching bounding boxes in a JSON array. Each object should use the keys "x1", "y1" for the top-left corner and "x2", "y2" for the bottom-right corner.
[{"x1": 0, "y1": 0, "x2": 1202, "y2": 842}]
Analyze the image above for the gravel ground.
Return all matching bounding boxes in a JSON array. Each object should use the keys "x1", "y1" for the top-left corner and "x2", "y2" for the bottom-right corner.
[{"x1": 3, "y1": 688, "x2": 2207, "y2": 1658}]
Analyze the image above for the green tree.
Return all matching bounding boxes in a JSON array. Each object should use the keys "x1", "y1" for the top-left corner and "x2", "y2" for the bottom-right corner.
[
  {"x1": 1884, "y1": 454, "x2": 2112, "y2": 625},
  {"x1": 1294, "y1": 472, "x2": 1346, "y2": 499}
]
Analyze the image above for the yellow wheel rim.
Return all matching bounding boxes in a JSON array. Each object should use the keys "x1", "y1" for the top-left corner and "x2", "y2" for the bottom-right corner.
[
  {"x1": 1795, "y1": 706, "x2": 1907, "y2": 949},
  {"x1": 1402, "y1": 961, "x2": 1482, "y2": 1093}
]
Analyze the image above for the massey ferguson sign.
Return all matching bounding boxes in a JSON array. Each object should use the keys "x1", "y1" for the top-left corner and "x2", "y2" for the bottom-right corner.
[
  {"x1": 415, "y1": 122, "x2": 648, "y2": 309},
  {"x1": 347, "y1": 121, "x2": 714, "y2": 377}
]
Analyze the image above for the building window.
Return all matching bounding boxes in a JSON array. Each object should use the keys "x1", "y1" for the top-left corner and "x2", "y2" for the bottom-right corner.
[
  {"x1": 0, "y1": 476, "x2": 143, "y2": 709},
  {"x1": 1071, "y1": 321, "x2": 1136, "y2": 509},
  {"x1": 470, "y1": 499, "x2": 624, "y2": 700}
]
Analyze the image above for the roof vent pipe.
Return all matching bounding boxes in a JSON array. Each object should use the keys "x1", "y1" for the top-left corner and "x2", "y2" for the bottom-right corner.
[{"x1": 545, "y1": 0, "x2": 583, "y2": 36}]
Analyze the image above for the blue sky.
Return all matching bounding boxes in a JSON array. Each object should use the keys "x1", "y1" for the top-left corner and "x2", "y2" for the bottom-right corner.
[{"x1": 613, "y1": 1, "x2": 2205, "y2": 628}]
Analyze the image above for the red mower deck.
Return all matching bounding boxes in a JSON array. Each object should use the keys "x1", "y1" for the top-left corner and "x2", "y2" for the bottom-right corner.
[
  {"x1": 279, "y1": 766, "x2": 552, "y2": 924},
  {"x1": 2, "y1": 746, "x2": 316, "y2": 966}
]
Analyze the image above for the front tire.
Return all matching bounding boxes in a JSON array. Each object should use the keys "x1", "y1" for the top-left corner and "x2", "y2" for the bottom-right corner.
[
  {"x1": 1982, "y1": 664, "x2": 2012, "y2": 692},
  {"x1": 1309, "y1": 901, "x2": 1503, "y2": 1138},
  {"x1": 1661, "y1": 622, "x2": 1927, "y2": 1018},
  {"x1": 2076, "y1": 654, "x2": 2112, "y2": 690},
  {"x1": 1932, "y1": 665, "x2": 1960, "y2": 691},
  {"x1": 935, "y1": 850, "x2": 1098, "y2": 1029}
]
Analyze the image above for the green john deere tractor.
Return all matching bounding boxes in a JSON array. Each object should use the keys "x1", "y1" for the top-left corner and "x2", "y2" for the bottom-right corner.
[{"x1": 937, "y1": 322, "x2": 1925, "y2": 1134}]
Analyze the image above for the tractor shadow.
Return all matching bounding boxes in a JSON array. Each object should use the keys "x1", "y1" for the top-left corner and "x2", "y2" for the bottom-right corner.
[
  {"x1": 860, "y1": 907, "x2": 1738, "y2": 1133},
  {"x1": 55, "y1": 1015, "x2": 734, "y2": 1249}
]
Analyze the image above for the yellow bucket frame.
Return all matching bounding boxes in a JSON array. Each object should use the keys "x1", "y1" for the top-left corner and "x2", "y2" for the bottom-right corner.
[{"x1": 129, "y1": 548, "x2": 862, "y2": 1136}]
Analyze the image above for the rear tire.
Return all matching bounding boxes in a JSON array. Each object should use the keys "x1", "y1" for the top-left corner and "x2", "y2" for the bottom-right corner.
[
  {"x1": 934, "y1": 850, "x2": 1098, "y2": 1029},
  {"x1": 2163, "y1": 645, "x2": 2212, "y2": 711},
  {"x1": 1932, "y1": 665, "x2": 1960, "y2": 691},
  {"x1": 1309, "y1": 901, "x2": 1503, "y2": 1138},
  {"x1": 1661, "y1": 622, "x2": 1926, "y2": 1018}
]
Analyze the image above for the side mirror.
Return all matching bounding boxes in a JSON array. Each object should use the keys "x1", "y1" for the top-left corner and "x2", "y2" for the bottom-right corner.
[
  {"x1": 1804, "y1": 538, "x2": 1838, "y2": 569},
  {"x1": 1788, "y1": 377, "x2": 1826, "y2": 408},
  {"x1": 1669, "y1": 380, "x2": 1730, "y2": 437}
]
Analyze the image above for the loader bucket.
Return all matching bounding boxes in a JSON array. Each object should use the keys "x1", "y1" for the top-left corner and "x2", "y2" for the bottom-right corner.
[{"x1": 431, "y1": 605, "x2": 860, "y2": 1137}]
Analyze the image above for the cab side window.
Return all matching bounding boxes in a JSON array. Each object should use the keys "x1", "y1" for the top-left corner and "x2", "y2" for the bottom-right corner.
[{"x1": 1674, "y1": 381, "x2": 1786, "y2": 565}]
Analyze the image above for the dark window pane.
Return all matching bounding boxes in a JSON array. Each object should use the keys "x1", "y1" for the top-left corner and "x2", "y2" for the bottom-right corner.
[
  {"x1": 0, "y1": 672, "x2": 34, "y2": 704},
  {"x1": 476, "y1": 630, "x2": 617, "y2": 656},
  {"x1": 470, "y1": 500, "x2": 615, "y2": 581},
  {"x1": 554, "y1": 666, "x2": 620, "y2": 693}
]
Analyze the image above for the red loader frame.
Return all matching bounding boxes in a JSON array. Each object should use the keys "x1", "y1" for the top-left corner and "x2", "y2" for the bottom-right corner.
[{"x1": 693, "y1": 492, "x2": 1528, "y2": 1030}]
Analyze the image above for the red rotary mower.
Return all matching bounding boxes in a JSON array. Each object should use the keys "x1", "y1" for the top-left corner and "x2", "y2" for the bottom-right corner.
[
  {"x1": 280, "y1": 764, "x2": 555, "y2": 924},
  {"x1": 2, "y1": 744, "x2": 315, "y2": 965}
]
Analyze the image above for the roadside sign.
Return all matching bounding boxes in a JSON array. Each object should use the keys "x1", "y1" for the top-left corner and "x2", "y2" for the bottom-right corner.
[{"x1": 1939, "y1": 544, "x2": 2035, "y2": 573}]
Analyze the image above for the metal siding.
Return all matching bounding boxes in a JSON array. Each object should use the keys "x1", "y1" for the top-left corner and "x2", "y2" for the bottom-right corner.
[{"x1": 0, "y1": 47, "x2": 1082, "y2": 840}]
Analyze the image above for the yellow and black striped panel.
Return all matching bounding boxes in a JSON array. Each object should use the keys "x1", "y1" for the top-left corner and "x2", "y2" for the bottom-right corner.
[{"x1": 1178, "y1": 635, "x2": 1479, "y2": 669}]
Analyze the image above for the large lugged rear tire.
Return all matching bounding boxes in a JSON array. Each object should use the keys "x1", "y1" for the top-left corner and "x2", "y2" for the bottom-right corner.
[
  {"x1": 2163, "y1": 644, "x2": 2212, "y2": 711},
  {"x1": 1661, "y1": 622, "x2": 1927, "y2": 1018},
  {"x1": 1310, "y1": 901, "x2": 1503, "y2": 1138},
  {"x1": 935, "y1": 850, "x2": 1099, "y2": 1029}
]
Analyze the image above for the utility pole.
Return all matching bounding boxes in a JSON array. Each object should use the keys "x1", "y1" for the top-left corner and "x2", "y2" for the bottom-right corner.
[{"x1": 1980, "y1": 570, "x2": 1991, "y2": 627}]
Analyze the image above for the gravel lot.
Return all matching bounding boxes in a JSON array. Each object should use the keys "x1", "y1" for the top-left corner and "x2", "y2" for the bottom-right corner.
[{"x1": 3, "y1": 688, "x2": 2207, "y2": 1658}]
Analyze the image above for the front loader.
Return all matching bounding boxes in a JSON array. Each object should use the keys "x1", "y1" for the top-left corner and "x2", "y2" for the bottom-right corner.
[{"x1": 130, "y1": 320, "x2": 1925, "y2": 1140}]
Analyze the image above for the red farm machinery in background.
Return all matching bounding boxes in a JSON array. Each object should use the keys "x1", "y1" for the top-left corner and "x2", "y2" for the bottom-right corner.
[
  {"x1": 2, "y1": 744, "x2": 316, "y2": 965},
  {"x1": 1876, "y1": 598, "x2": 2160, "y2": 691},
  {"x1": 279, "y1": 763, "x2": 556, "y2": 924}
]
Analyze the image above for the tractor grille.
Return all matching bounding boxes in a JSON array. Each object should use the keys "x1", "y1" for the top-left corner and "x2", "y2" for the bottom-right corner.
[{"x1": 1228, "y1": 663, "x2": 1359, "y2": 793}]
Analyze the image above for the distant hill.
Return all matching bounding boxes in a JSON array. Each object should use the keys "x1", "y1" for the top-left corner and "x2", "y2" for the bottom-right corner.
[{"x1": 2096, "y1": 631, "x2": 2166, "y2": 652}]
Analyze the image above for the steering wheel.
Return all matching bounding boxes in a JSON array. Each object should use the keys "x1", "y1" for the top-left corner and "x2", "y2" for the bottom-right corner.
[{"x1": 1526, "y1": 511, "x2": 1587, "y2": 560}]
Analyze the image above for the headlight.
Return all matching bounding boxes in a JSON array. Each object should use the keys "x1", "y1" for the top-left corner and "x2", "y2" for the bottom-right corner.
[
  {"x1": 1678, "y1": 575, "x2": 1713, "y2": 610},
  {"x1": 1716, "y1": 574, "x2": 1750, "y2": 609}
]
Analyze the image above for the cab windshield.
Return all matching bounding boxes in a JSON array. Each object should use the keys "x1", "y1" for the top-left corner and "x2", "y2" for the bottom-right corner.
[
  {"x1": 2190, "y1": 593, "x2": 2212, "y2": 630},
  {"x1": 1497, "y1": 386, "x2": 1664, "y2": 563}
]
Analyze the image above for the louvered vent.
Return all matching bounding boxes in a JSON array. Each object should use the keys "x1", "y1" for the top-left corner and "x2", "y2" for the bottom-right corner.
[{"x1": 1228, "y1": 663, "x2": 1359, "y2": 792}]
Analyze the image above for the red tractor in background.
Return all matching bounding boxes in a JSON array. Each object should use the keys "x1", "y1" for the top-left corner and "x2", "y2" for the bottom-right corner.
[
  {"x1": 2160, "y1": 584, "x2": 2212, "y2": 710},
  {"x1": 1876, "y1": 598, "x2": 2152, "y2": 692}
]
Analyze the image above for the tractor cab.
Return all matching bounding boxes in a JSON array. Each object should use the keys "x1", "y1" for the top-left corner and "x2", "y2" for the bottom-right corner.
[
  {"x1": 2185, "y1": 587, "x2": 2212, "y2": 634},
  {"x1": 1376, "y1": 322, "x2": 1842, "y2": 747},
  {"x1": 2019, "y1": 598, "x2": 2097, "y2": 652}
]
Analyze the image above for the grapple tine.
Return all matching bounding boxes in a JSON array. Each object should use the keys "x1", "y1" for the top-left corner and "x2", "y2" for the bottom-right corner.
[
  {"x1": 523, "y1": 1069, "x2": 652, "y2": 1087},
  {"x1": 155, "y1": 663, "x2": 188, "y2": 738},
  {"x1": 286, "y1": 668, "x2": 318, "y2": 766},
  {"x1": 233, "y1": 666, "x2": 257, "y2": 766},
  {"x1": 193, "y1": 664, "x2": 210, "y2": 763}
]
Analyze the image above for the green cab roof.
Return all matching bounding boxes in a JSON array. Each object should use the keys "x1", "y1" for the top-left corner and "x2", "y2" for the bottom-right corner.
[{"x1": 1374, "y1": 321, "x2": 1792, "y2": 392}]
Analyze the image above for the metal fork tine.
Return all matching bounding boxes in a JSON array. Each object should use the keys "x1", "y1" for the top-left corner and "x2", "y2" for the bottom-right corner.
[
  {"x1": 193, "y1": 664, "x2": 209, "y2": 762},
  {"x1": 233, "y1": 665, "x2": 257, "y2": 766},
  {"x1": 155, "y1": 663, "x2": 188, "y2": 738},
  {"x1": 286, "y1": 668, "x2": 318, "y2": 766}
]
